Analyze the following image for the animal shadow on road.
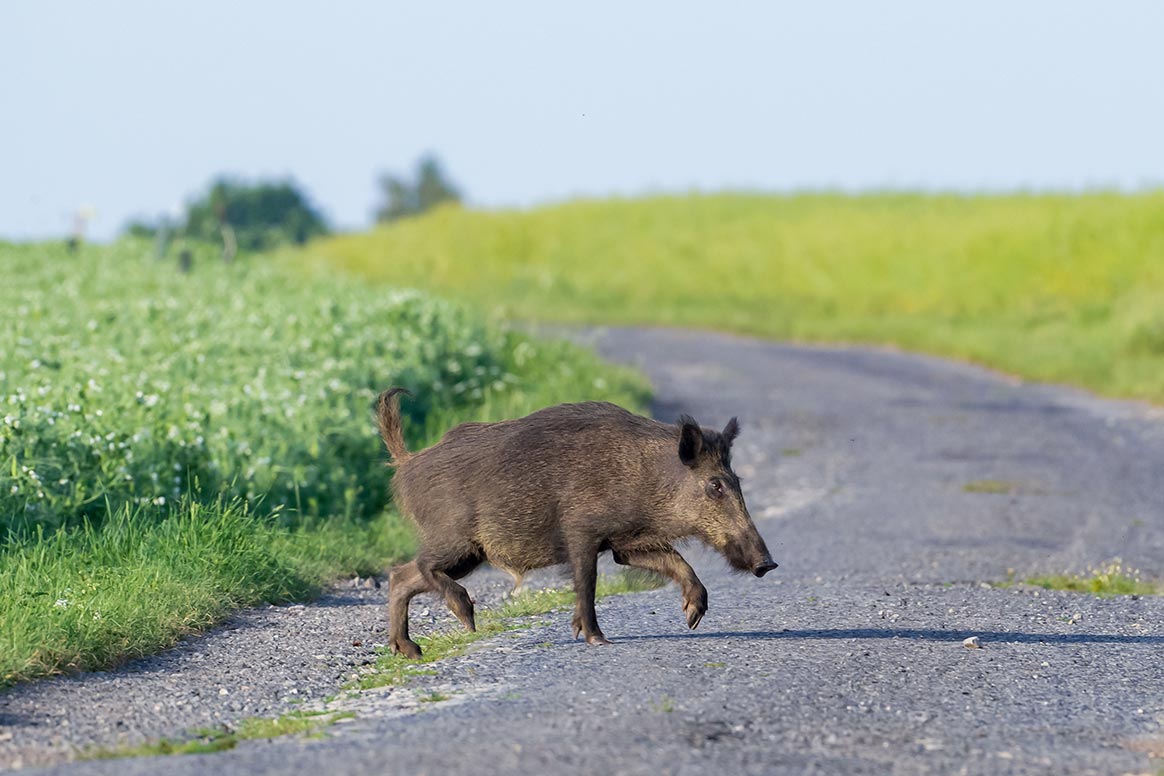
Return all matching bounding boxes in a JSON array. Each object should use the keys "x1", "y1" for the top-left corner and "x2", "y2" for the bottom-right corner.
[{"x1": 616, "y1": 628, "x2": 1164, "y2": 646}]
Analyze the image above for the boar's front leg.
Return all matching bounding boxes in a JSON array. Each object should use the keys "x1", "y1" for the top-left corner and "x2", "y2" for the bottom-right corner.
[
  {"x1": 416, "y1": 544, "x2": 482, "y2": 633},
  {"x1": 612, "y1": 545, "x2": 708, "y2": 629},
  {"x1": 569, "y1": 543, "x2": 612, "y2": 646}
]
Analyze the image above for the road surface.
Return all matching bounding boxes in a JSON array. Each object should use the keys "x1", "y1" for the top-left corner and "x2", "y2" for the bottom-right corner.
[{"x1": 4, "y1": 327, "x2": 1163, "y2": 775}]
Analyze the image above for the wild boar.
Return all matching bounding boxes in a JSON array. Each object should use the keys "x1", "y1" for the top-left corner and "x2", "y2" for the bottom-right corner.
[{"x1": 375, "y1": 388, "x2": 777, "y2": 658}]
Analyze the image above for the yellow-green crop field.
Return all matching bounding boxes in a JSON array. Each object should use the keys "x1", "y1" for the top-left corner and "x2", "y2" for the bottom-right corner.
[{"x1": 294, "y1": 193, "x2": 1164, "y2": 403}]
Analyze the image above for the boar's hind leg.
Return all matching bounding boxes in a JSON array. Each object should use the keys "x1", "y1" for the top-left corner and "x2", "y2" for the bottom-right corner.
[
  {"x1": 612, "y1": 545, "x2": 708, "y2": 630},
  {"x1": 417, "y1": 546, "x2": 483, "y2": 633},
  {"x1": 503, "y1": 569, "x2": 525, "y2": 598},
  {"x1": 568, "y1": 544, "x2": 612, "y2": 646},
  {"x1": 387, "y1": 560, "x2": 430, "y2": 659}
]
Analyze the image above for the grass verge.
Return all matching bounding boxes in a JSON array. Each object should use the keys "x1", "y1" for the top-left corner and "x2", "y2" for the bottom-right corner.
[
  {"x1": 0, "y1": 502, "x2": 413, "y2": 687},
  {"x1": 291, "y1": 192, "x2": 1164, "y2": 403}
]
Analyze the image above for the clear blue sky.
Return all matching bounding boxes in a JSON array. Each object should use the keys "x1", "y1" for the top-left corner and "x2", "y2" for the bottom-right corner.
[{"x1": 3, "y1": 1, "x2": 1163, "y2": 240}]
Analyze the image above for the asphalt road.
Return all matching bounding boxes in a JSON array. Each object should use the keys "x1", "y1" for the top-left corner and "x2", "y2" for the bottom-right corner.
[{"x1": 5, "y1": 327, "x2": 1164, "y2": 775}]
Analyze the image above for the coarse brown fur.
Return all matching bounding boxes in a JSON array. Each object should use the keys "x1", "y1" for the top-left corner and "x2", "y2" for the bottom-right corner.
[{"x1": 375, "y1": 388, "x2": 777, "y2": 658}]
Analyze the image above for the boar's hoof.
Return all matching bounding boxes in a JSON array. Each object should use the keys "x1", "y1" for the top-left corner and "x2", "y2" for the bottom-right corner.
[
  {"x1": 390, "y1": 637, "x2": 423, "y2": 660},
  {"x1": 684, "y1": 585, "x2": 708, "y2": 629},
  {"x1": 448, "y1": 596, "x2": 476, "y2": 632},
  {"x1": 684, "y1": 601, "x2": 706, "y2": 630},
  {"x1": 571, "y1": 616, "x2": 612, "y2": 645}
]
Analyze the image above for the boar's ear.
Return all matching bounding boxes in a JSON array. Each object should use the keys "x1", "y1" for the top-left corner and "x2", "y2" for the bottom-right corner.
[
  {"x1": 678, "y1": 415, "x2": 703, "y2": 468},
  {"x1": 722, "y1": 417, "x2": 740, "y2": 447}
]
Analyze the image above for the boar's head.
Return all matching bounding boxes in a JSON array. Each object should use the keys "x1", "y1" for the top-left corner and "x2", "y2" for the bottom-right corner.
[{"x1": 677, "y1": 415, "x2": 778, "y2": 577}]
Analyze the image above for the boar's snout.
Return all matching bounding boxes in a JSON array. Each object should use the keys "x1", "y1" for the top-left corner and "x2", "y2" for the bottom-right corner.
[
  {"x1": 722, "y1": 534, "x2": 778, "y2": 578},
  {"x1": 753, "y1": 559, "x2": 779, "y2": 577}
]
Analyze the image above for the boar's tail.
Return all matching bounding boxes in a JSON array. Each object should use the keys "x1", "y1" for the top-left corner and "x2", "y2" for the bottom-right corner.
[{"x1": 375, "y1": 387, "x2": 413, "y2": 465}]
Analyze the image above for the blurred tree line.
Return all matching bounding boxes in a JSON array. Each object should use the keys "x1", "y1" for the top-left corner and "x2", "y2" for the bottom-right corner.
[
  {"x1": 125, "y1": 178, "x2": 329, "y2": 260},
  {"x1": 375, "y1": 154, "x2": 461, "y2": 222},
  {"x1": 123, "y1": 155, "x2": 461, "y2": 260}
]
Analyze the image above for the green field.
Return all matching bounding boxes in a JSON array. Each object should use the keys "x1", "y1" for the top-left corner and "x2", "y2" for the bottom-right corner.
[
  {"x1": 294, "y1": 193, "x2": 1164, "y2": 403},
  {"x1": 9, "y1": 192, "x2": 1163, "y2": 685},
  {"x1": 0, "y1": 241, "x2": 647, "y2": 685}
]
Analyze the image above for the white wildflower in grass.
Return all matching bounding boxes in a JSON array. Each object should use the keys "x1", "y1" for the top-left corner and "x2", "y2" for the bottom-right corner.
[
  {"x1": 0, "y1": 241, "x2": 648, "y2": 538},
  {"x1": 54, "y1": 599, "x2": 70, "y2": 609}
]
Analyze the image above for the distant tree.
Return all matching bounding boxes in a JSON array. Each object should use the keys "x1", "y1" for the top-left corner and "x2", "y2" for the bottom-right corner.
[
  {"x1": 186, "y1": 179, "x2": 329, "y2": 253},
  {"x1": 375, "y1": 154, "x2": 461, "y2": 223},
  {"x1": 122, "y1": 178, "x2": 329, "y2": 258},
  {"x1": 123, "y1": 220, "x2": 158, "y2": 239},
  {"x1": 375, "y1": 175, "x2": 416, "y2": 223}
]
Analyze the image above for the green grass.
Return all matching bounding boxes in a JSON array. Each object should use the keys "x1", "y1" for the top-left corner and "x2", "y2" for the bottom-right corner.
[
  {"x1": 963, "y1": 479, "x2": 1020, "y2": 495},
  {"x1": 0, "y1": 240, "x2": 648, "y2": 686},
  {"x1": 291, "y1": 192, "x2": 1164, "y2": 403},
  {"x1": 0, "y1": 502, "x2": 411, "y2": 686},
  {"x1": 355, "y1": 570, "x2": 665, "y2": 690},
  {"x1": 651, "y1": 695, "x2": 676, "y2": 713},
  {"x1": 1, "y1": 240, "x2": 648, "y2": 537},
  {"x1": 417, "y1": 691, "x2": 452, "y2": 703},
  {"x1": 88, "y1": 710, "x2": 356, "y2": 759},
  {"x1": 1025, "y1": 560, "x2": 1161, "y2": 596}
]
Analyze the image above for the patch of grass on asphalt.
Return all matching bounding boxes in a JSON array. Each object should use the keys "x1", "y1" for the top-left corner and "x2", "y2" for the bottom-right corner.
[
  {"x1": 963, "y1": 479, "x2": 1020, "y2": 495},
  {"x1": 355, "y1": 571, "x2": 666, "y2": 690},
  {"x1": 352, "y1": 622, "x2": 507, "y2": 691},
  {"x1": 417, "y1": 691, "x2": 452, "y2": 703},
  {"x1": 87, "y1": 710, "x2": 356, "y2": 760},
  {"x1": 651, "y1": 695, "x2": 676, "y2": 713},
  {"x1": 1025, "y1": 560, "x2": 1161, "y2": 596},
  {"x1": 597, "y1": 568, "x2": 668, "y2": 595},
  {"x1": 235, "y1": 710, "x2": 356, "y2": 738},
  {"x1": 90, "y1": 732, "x2": 238, "y2": 759},
  {"x1": 290, "y1": 192, "x2": 1164, "y2": 404}
]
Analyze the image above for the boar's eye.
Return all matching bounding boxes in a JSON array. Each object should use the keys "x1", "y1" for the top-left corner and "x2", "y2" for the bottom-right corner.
[{"x1": 706, "y1": 478, "x2": 726, "y2": 499}]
